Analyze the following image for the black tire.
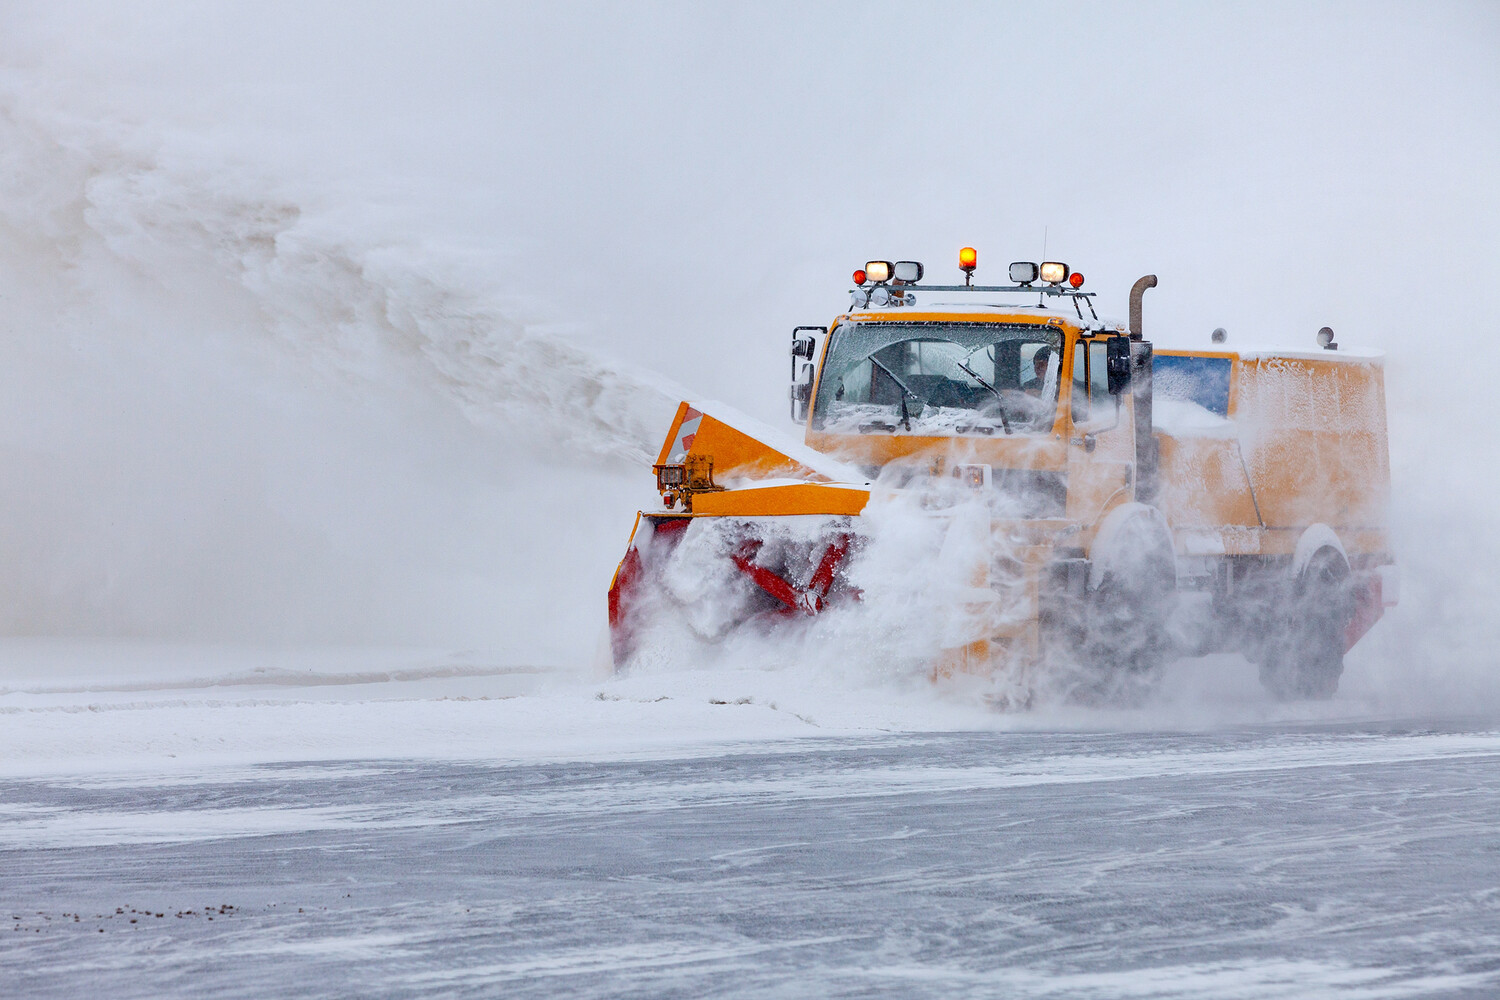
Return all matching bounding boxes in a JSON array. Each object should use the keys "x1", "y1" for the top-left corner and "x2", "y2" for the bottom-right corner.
[
  {"x1": 1041, "y1": 507, "x2": 1179, "y2": 707},
  {"x1": 1258, "y1": 551, "x2": 1352, "y2": 701},
  {"x1": 1067, "y1": 560, "x2": 1176, "y2": 706}
]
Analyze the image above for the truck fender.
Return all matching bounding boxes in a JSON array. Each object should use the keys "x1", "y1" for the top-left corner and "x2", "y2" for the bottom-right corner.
[
  {"x1": 1087, "y1": 502, "x2": 1177, "y2": 592},
  {"x1": 1291, "y1": 524, "x2": 1348, "y2": 580}
]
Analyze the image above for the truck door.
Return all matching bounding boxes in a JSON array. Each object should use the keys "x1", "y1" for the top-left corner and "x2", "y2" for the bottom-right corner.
[{"x1": 1065, "y1": 337, "x2": 1136, "y2": 521}]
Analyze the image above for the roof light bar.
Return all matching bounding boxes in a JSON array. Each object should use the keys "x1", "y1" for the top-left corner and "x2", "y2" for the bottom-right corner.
[{"x1": 845, "y1": 252, "x2": 1097, "y2": 318}]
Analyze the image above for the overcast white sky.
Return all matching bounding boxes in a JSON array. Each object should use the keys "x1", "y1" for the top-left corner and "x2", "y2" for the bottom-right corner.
[{"x1": 10, "y1": 2, "x2": 1496, "y2": 397}]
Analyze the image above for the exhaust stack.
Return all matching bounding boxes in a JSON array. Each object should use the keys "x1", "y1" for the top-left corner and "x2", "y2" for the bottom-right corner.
[
  {"x1": 1129, "y1": 274, "x2": 1158, "y2": 340},
  {"x1": 1128, "y1": 275, "x2": 1158, "y2": 502}
]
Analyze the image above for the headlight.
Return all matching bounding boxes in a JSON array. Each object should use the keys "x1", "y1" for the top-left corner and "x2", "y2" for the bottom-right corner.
[{"x1": 1039, "y1": 261, "x2": 1070, "y2": 284}]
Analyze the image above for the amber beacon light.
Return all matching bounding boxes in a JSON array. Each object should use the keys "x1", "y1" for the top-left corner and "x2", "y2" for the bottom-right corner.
[{"x1": 958, "y1": 246, "x2": 978, "y2": 286}]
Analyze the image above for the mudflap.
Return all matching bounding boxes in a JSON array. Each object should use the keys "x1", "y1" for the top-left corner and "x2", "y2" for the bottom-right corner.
[{"x1": 1343, "y1": 567, "x2": 1394, "y2": 653}]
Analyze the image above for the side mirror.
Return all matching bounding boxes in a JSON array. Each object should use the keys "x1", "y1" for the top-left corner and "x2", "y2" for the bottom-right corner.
[
  {"x1": 789, "y1": 326, "x2": 824, "y2": 422},
  {"x1": 1106, "y1": 336, "x2": 1131, "y2": 395}
]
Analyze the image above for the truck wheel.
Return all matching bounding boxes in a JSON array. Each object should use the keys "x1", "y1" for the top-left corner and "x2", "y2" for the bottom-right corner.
[
  {"x1": 1064, "y1": 504, "x2": 1178, "y2": 706},
  {"x1": 1070, "y1": 564, "x2": 1176, "y2": 706},
  {"x1": 1258, "y1": 550, "x2": 1352, "y2": 701}
]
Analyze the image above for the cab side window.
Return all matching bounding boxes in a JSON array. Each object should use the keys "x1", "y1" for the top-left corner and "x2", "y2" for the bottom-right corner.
[
  {"x1": 1071, "y1": 341, "x2": 1089, "y2": 422},
  {"x1": 1089, "y1": 341, "x2": 1109, "y2": 408},
  {"x1": 1070, "y1": 340, "x2": 1113, "y2": 424}
]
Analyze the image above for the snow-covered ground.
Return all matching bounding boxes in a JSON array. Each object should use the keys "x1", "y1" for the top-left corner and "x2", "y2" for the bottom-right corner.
[
  {"x1": 2, "y1": 643, "x2": 1498, "y2": 997},
  {"x1": 1, "y1": 638, "x2": 1490, "y2": 778},
  {"x1": 3, "y1": 645, "x2": 1498, "y2": 999}
]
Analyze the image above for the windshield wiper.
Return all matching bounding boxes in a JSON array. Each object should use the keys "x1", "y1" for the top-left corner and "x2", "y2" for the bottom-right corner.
[
  {"x1": 957, "y1": 360, "x2": 1013, "y2": 435},
  {"x1": 867, "y1": 356, "x2": 929, "y2": 432}
]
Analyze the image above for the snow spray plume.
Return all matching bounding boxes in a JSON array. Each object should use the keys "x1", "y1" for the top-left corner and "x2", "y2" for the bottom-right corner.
[
  {"x1": 616, "y1": 480, "x2": 1112, "y2": 711},
  {"x1": 0, "y1": 91, "x2": 675, "y2": 647}
]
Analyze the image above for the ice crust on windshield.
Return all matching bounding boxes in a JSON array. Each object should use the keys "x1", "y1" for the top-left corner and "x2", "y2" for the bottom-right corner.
[{"x1": 820, "y1": 399, "x2": 1054, "y2": 436}]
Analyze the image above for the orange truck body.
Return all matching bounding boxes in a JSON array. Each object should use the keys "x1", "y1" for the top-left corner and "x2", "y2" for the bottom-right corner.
[{"x1": 610, "y1": 277, "x2": 1395, "y2": 700}]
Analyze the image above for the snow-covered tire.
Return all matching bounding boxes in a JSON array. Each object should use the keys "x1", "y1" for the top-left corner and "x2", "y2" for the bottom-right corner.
[
  {"x1": 1059, "y1": 504, "x2": 1179, "y2": 706},
  {"x1": 1258, "y1": 548, "x2": 1351, "y2": 701}
]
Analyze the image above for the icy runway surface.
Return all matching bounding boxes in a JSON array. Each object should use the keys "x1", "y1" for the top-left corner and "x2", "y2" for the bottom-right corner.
[{"x1": 5, "y1": 724, "x2": 1499, "y2": 998}]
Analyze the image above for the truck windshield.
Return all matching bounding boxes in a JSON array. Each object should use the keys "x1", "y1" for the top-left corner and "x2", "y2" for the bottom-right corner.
[{"x1": 811, "y1": 322, "x2": 1062, "y2": 435}]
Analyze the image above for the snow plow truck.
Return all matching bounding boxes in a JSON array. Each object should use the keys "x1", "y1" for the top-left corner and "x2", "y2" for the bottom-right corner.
[{"x1": 608, "y1": 251, "x2": 1397, "y2": 702}]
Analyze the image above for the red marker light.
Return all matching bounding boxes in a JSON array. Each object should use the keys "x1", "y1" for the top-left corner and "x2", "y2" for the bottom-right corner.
[
  {"x1": 958, "y1": 247, "x2": 978, "y2": 273},
  {"x1": 853, "y1": 269, "x2": 867, "y2": 285},
  {"x1": 1069, "y1": 272, "x2": 1085, "y2": 288}
]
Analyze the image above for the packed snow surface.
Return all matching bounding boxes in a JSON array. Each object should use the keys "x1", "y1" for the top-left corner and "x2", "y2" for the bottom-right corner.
[{"x1": 2, "y1": 643, "x2": 1498, "y2": 999}]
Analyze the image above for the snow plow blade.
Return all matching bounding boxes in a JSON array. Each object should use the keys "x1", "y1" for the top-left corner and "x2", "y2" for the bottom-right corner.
[{"x1": 608, "y1": 401, "x2": 870, "y2": 667}]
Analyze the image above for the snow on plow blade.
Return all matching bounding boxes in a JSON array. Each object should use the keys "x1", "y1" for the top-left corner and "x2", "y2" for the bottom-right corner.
[
  {"x1": 608, "y1": 511, "x2": 863, "y2": 667},
  {"x1": 608, "y1": 401, "x2": 872, "y2": 667}
]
